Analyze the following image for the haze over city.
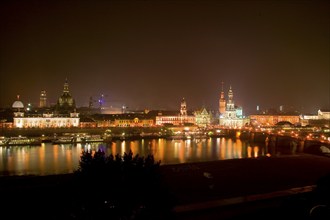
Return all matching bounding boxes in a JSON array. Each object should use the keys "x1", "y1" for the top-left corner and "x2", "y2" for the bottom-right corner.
[{"x1": 1, "y1": 0, "x2": 329, "y2": 114}]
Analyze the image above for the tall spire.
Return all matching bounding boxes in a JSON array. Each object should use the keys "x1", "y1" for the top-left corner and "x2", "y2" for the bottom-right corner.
[
  {"x1": 226, "y1": 86, "x2": 235, "y2": 111},
  {"x1": 63, "y1": 78, "x2": 69, "y2": 94},
  {"x1": 219, "y1": 81, "x2": 226, "y2": 114},
  {"x1": 228, "y1": 85, "x2": 233, "y2": 101},
  {"x1": 57, "y1": 78, "x2": 76, "y2": 111},
  {"x1": 220, "y1": 81, "x2": 225, "y2": 99}
]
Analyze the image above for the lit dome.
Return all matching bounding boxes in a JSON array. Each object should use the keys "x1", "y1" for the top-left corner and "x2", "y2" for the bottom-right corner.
[
  {"x1": 12, "y1": 100, "x2": 24, "y2": 109},
  {"x1": 12, "y1": 95, "x2": 24, "y2": 109}
]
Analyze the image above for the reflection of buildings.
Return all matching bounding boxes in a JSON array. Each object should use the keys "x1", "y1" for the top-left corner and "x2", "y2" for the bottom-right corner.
[
  {"x1": 156, "y1": 98, "x2": 195, "y2": 126},
  {"x1": 219, "y1": 86, "x2": 249, "y2": 128}
]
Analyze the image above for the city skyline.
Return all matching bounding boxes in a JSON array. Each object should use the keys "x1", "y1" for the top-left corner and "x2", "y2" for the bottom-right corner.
[
  {"x1": 1, "y1": 0, "x2": 329, "y2": 114},
  {"x1": 3, "y1": 78, "x2": 326, "y2": 116}
]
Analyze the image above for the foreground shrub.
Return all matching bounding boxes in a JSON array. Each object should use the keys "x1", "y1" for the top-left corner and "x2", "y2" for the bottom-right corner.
[{"x1": 71, "y1": 149, "x2": 173, "y2": 219}]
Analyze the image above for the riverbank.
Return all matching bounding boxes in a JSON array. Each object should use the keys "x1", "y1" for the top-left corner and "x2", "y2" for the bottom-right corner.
[{"x1": 1, "y1": 153, "x2": 330, "y2": 219}]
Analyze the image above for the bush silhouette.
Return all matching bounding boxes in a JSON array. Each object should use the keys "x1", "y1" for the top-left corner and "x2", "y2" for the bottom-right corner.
[{"x1": 72, "y1": 149, "x2": 171, "y2": 219}]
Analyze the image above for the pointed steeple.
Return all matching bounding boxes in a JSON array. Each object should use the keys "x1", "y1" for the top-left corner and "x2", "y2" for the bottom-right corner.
[
  {"x1": 219, "y1": 81, "x2": 226, "y2": 114},
  {"x1": 57, "y1": 78, "x2": 76, "y2": 112},
  {"x1": 226, "y1": 86, "x2": 235, "y2": 111},
  {"x1": 63, "y1": 77, "x2": 69, "y2": 94}
]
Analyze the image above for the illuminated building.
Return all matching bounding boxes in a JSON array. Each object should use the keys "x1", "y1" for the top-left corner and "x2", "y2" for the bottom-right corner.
[
  {"x1": 219, "y1": 82, "x2": 226, "y2": 115},
  {"x1": 56, "y1": 78, "x2": 76, "y2": 113},
  {"x1": 156, "y1": 98, "x2": 195, "y2": 126},
  {"x1": 249, "y1": 114, "x2": 300, "y2": 127},
  {"x1": 317, "y1": 110, "x2": 330, "y2": 120},
  {"x1": 39, "y1": 90, "x2": 47, "y2": 108},
  {"x1": 13, "y1": 112, "x2": 80, "y2": 128},
  {"x1": 82, "y1": 113, "x2": 155, "y2": 127},
  {"x1": 194, "y1": 107, "x2": 212, "y2": 127},
  {"x1": 219, "y1": 86, "x2": 249, "y2": 128},
  {"x1": 11, "y1": 83, "x2": 80, "y2": 128},
  {"x1": 12, "y1": 95, "x2": 24, "y2": 112},
  {"x1": 114, "y1": 117, "x2": 154, "y2": 127},
  {"x1": 180, "y1": 98, "x2": 187, "y2": 116},
  {"x1": 299, "y1": 109, "x2": 330, "y2": 127}
]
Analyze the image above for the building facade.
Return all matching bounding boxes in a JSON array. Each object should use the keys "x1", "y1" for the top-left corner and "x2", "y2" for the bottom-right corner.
[
  {"x1": 194, "y1": 107, "x2": 212, "y2": 127},
  {"x1": 299, "y1": 109, "x2": 330, "y2": 127},
  {"x1": 11, "y1": 82, "x2": 80, "y2": 128},
  {"x1": 249, "y1": 114, "x2": 300, "y2": 126},
  {"x1": 56, "y1": 78, "x2": 76, "y2": 113},
  {"x1": 156, "y1": 98, "x2": 195, "y2": 126},
  {"x1": 219, "y1": 82, "x2": 226, "y2": 115},
  {"x1": 13, "y1": 112, "x2": 80, "y2": 128},
  {"x1": 114, "y1": 117, "x2": 154, "y2": 127},
  {"x1": 219, "y1": 86, "x2": 249, "y2": 128},
  {"x1": 39, "y1": 90, "x2": 47, "y2": 108}
]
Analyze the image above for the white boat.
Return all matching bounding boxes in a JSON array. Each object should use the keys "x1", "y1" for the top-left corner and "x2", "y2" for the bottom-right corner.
[
  {"x1": 52, "y1": 134, "x2": 103, "y2": 144},
  {"x1": 81, "y1": 134, "x2": 104, "y2": 143},
  {"x1": 52, "y1": 136, "x2": 74, "y2": 144},
  {"x1": 1, "y1": 136, "x2": 42, "y2": 146}
]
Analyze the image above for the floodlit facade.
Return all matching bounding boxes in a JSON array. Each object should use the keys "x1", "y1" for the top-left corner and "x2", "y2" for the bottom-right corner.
[
  {"x1": 249, "y1": 114, "x2": 300, "y2": 126},
  {"x1": 11, "y1": 82, "x2": 80, "y2": 128},
  {"x1": 39, "y1": 90, "x2": 47, "y2": 108},
  {"x1": 219, "y1": 82, "x2": 226, "y2": 115},
  {"x1": 156, "y1": 98, "x2": 195, "y2": 126},
  {"x1": 13, "y1": 112, "x2": 80, "y2": 128},
  {"x1": 56, "y1": 78, "x2": 76, "y2": 113},
  {"x1": 114, "y1": 117, "x2": 154, "y2": 127},
  {"x1": 300, "y1": 109, "x2": 330, "y2": 127},
  {"x1": 194, "y1": 107, "x2": 212, "y2": 127},
  {"x1": 219, "y1": 86, "x2": 249, "y2": 128},
  {"x1": 318, "y1": 110, "x2": 330, "y2": 120}
]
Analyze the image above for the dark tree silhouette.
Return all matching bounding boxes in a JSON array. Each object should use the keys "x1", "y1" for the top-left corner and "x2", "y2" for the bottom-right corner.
[{"x1": 72, "y1": 149, "x2": 171, "y2": 220}]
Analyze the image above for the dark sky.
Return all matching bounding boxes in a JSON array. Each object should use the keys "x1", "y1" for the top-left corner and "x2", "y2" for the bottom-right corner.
[{"x1": 1, "y1": 0, "x2": 329, "y2": 114}]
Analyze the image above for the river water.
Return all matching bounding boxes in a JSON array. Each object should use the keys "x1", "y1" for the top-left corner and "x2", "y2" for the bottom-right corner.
[{"x1": 0, "y1": 137, "x2": 268, "y2": 176}]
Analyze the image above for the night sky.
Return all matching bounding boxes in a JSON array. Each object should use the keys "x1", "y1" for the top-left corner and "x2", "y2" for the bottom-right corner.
[{"x1": 1, "y1": 0, "x2": 329, "y2": 114}]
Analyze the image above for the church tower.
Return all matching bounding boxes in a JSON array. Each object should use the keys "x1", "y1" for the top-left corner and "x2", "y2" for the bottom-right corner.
[
  {"x1": 57, "y1": 78, "x2": 76, "y2": 114},
  {"x1": 180, "y1": 98, "x2": 187, "y2": 116},
  {"x1": 219, "y1": 82, "x2": 226, "y2": 115},
  {"x1": 225, "y1": 86, "x2": 236, "y2": 119},
  {"x1": 39, "y1": 90, "x2": 47, "y2": 108}
]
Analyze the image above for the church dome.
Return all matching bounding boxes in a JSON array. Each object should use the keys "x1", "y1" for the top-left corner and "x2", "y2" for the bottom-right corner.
[
  {"x1": 12, "y1": 101, "x2": 24, "y2": 109},
  {"x1": 12, "y1": 95, "x2": 24, "y2": 109}
]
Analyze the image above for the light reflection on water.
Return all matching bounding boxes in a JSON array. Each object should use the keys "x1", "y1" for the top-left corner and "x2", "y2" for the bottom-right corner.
[{"x1": 0, "y1": 137, "x2": 267, "y2": 176}]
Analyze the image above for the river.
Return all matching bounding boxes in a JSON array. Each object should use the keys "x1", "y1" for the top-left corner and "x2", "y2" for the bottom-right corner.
[{"x1": 0, "y1": 137, "x2": 268, "y2": 176}]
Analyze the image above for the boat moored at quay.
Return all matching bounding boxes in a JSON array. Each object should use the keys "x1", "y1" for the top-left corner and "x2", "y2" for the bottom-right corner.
[
  {"x1": 0, "y1": 136, "x2": 42, "y2": 146},
  {"x1": 1, "y1": 126, "x2": 328, "y2": 148},
  {"x1": 52, "y1": 134, "x2": 104, "y2": 145}
]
